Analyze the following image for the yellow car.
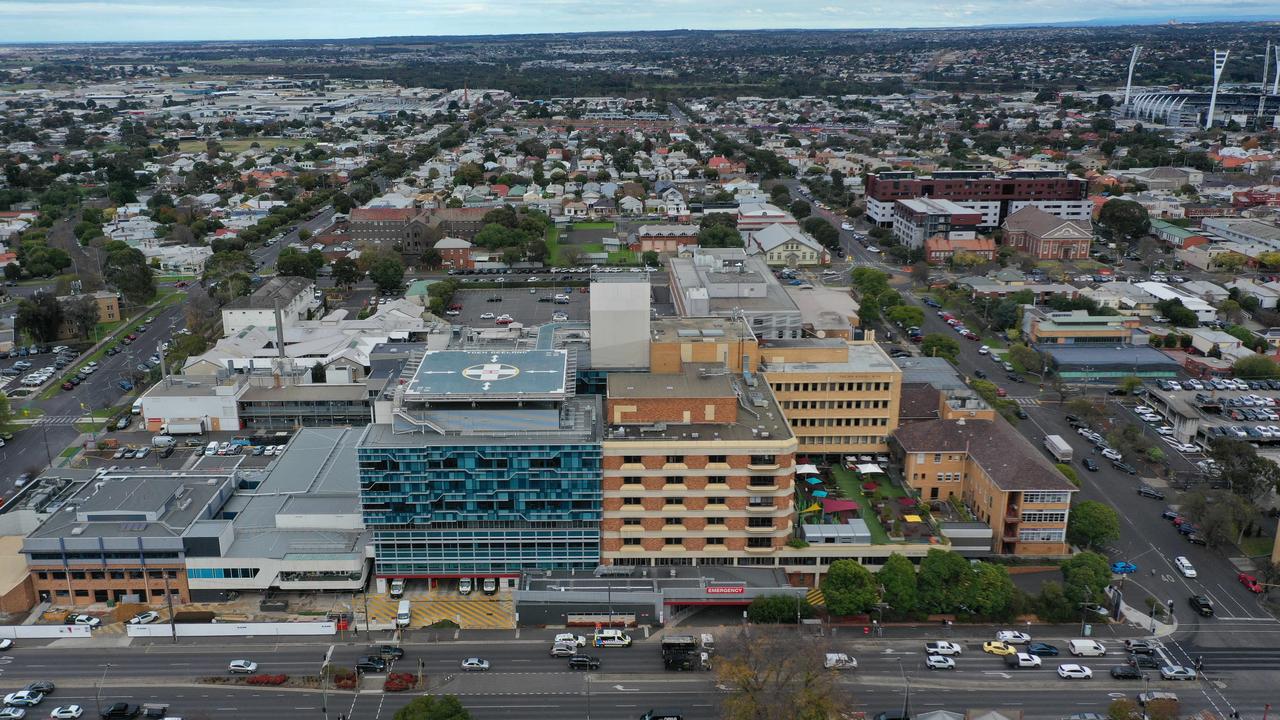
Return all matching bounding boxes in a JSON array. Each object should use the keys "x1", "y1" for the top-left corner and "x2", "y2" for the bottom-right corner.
[{"x1": 982, "y1": 641, "x2": 1017, "y2": 656}]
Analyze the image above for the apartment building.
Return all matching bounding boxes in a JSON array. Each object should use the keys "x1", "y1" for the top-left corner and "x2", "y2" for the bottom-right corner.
[
  {"x1": 865, "y1": 170, "x2": 1090, "y2": 227},
  {"x1": 601, "y1": 366, "x2": 797, "y2": 566},
  {"x1": 890, "y1": 392, "x2": 1075, "y2": 556},
  {"x1": 891, "y1": 198, "x2": 981, "y2": 250},
  {"x1": 759, "y1": 339, "x2": 902, "y2": 455},
  {"x1": 220, "y1": 275, "x2": 317, "y2": 337}
]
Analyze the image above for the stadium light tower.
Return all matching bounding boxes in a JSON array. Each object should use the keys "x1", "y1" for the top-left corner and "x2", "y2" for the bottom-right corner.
[
  {"x1": 1273, "y1": 43, "x2": 1280, "y2": 95},
  {"x1": 1261, "y1": 42, "x2": 1273, "y2": 126},
  {"x1": 1123, "y1": 46, "x2": 1142, "y2": 107},
  {"x1": 1206, "y1": 49, "x2": 1229, "y2": 129}
]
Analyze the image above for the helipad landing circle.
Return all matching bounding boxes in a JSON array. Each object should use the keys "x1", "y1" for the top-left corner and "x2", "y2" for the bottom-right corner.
[{"x1": 462, "y1": 363, "x2": 521, "y2": 382}]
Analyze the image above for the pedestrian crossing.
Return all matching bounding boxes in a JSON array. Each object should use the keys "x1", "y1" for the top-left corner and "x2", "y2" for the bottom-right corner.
[
  {"x1": 1012, "y1": 397, "x2": 1041, "y2": 407},
  {"x1": 365, "y1": 591, "x2": 516, "y2": 629},
  {"x1": 36, "y1": 415, "x2": 82, "y2": 426}
]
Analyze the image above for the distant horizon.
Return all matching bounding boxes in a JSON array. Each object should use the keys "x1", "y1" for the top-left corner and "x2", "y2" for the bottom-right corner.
[{"x1": 1, "y1": 0, "x2": 1277, "y2": 44}]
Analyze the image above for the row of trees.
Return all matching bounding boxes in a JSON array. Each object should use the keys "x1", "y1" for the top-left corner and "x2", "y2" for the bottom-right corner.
[
  {"x1": 15, "y1": 292, "x2": 100, "y2": 344},
  {"x1": 749, "y1": 550, "x2": 1117, "y2": 626}
]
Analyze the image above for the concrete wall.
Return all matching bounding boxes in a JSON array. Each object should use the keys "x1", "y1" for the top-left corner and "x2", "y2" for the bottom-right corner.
[
  {"x1": 127, "y1": 621, "x2": 336, "y2": 637},
  {"x1": 0, "y1": 625, "x2": 93, "y2": 639}
]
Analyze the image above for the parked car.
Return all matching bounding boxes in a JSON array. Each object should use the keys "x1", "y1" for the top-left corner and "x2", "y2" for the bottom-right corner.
[
  {"x1": 1137, "y1": 485, "x2": 1164, "y2": 499},
  {"x1": 1239, "y1": 573, "x2": 1264, "y2": 593}
]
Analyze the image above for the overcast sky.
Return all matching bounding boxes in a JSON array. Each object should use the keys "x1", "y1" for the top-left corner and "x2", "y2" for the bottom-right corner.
[{"x1": 0, "y1": 0, "x2": 1274, "y2": 43}]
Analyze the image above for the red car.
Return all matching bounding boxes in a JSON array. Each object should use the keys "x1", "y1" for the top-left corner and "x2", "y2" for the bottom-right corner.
[
  {"x1": 1239, "y1": 573, "x2": 1264, "y2": 594},
  {"x1": 175, "y1": 281, "x2": 188, "y2": 288}
]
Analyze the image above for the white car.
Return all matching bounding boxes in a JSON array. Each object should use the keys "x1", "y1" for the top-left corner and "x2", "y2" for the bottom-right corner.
[
  {"x1": 553, "y1": 633, "x2": 587, "y2": 647},
  {"x1": 479, "y1": 312, "x2": 495, "y2": 320},
  {"x1": 925, "y1": 641, "x2": 963, "y2": 656},
  {"x1": 1155, "y1": 426, "x2": 1175, "y2": 436},
  {"x1": 228, "y1": 659, "x2": 258, "y2": 674},
  {"x1": 1101, "y1": 448, "x2": 1123, "y2": 462},
  {"x1": 1134, "y1": 406, "x2": 1154, "y2": 415},
  {"x1": 1175, "y1": 556, "x2": 1197, "y2": 578},
  {"x1": 66, "y1": 614, "x2": 99, "y2": 628},
  {"x1": 2, "y1": 692, "x2": 42, "y2": 707},
  {"x1": 977, "y1": 345, "x2": 990, "y2": 355},
  {"x1": 1009, "y1": 653, "x2": 1041, "y2": 668},
  {"x1": 49, "y1": 707, "x2": 83, "y2": 720},
  {"x1": 128, "y1": 611, "x2": 160, "y2": 625},
  {"x1": 925, "y1": 655, "x2": 956, "y2": 670},
  {"x1": 461, "y1": 657, "x2": 490, "y2": 671},
  {"x1": 1173, "y1": 443, "x2": 1200, "y2": 453},
  {"x1": 995, "y1": 630, "x2": 1032, "y2": 644},
  {"x1": 1057, "y1": 664, "x2": 1093, "y2": 679},
  {"x1": 552, "y1": 312, "x2": 569, "y2": 322},
  {"x1": 0, "y1": 708, "x2": 24, "y2": 720},
  {"x1": 1160, "y1": 665, "x2": 1198, "y2": 681}
]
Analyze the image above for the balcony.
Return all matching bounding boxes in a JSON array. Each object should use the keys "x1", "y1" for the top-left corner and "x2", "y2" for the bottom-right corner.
[
  {"x1": 745, "y1": 525, "x2": 777, "y2": 534},
  {"x1": 746, "y1": 503, "x2": 776, "y2": 514},
  {"x1": 706, "y1": 462, "x2": 731, "y2": 471},
  {"x1": 661, "y1": 524, "x2": 685, "y2": 533},
  {"x1": 662, "y1": 462, "x2": 688, "y2": 471},
  {"x1": 662, "y1": 503, "x2": 687, "y2": 512},
  {"x1": 746, "y1": 482, "x2": 778, "y2": 493},
  {"x1": 744, "y1": 544, "x2": 777, "y2": 553}
]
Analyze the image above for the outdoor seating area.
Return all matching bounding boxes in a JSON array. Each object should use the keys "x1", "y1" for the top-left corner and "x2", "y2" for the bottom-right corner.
[{"x1": 794, "y1": 456, "x2": 939, "y2": 545}]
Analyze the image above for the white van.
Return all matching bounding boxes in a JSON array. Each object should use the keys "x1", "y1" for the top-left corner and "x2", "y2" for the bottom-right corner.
[
  {"x1": 593, "y1": 629, "x2": 632, "y2": 647},
  {"x1": 458, "y1": 578, "x2": 473, "y2": 595},
  {"x1": 204, "y1": 441, "x2": 219, "y2": 456},
  {"x1": 1068, "y1": 639, "x2": 1107, "y2": 657},
  {"x1": 395, "y1": 600, "x2": 411, "y2": 627},
  {"x1": 131, "y1": 398, "x2": 144, "y2": 415}
]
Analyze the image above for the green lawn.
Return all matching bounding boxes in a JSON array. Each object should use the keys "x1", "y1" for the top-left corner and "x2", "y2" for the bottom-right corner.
[
  {"x1": 545, "y1": 227, "x2": 562, "y2": 264},
  {"x1": 819, "y1": 466, "x2": 903, "y2": 544},
  {"x1": 567, "y1": 222, "x2": 615, "y2": 230},
  {"x1": 577, "y1": 243, "x2": 605, "y2": 254},
  {"x1": 1238, "y1": 535, "x2": 1275, "y2": 558}
]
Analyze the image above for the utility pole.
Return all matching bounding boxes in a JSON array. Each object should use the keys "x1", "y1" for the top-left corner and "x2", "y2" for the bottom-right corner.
[
  {"x1": 95, "y1": 663, "x2": 114, "y2": 717},
  {"x1": 321, "y1": 644, "x2": 335, "y2": 720},
  {"x1": 162, "y1": 571, "x2": 177, "y2": 644}
]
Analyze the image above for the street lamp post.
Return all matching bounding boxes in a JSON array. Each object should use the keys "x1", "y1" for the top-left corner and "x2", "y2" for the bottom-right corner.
[
  {"x1": 893, "y1": 657, "x2": 911, "y2": 720},
  {"x1": 95, "y1": 663, "x2": 114, "y2": 717}
]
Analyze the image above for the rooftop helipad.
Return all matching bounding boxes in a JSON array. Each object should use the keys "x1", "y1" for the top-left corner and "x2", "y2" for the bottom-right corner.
[{"x1": 403, "y1": 349, "x2": 569, "y2": 402}]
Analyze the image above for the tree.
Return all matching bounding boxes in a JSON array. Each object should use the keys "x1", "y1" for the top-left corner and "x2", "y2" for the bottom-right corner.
[
  {"x1": 369, "y1": 254, "x2": 405, "y2": 294},
  {"x1": 1061, "y1": 551, "x2": 1111, "y2": 608},
  {"x1": 642, "y1": 250, "x2": 659, "y2": 267},
  {"x1": 886, "y1": 305, "x2": 924, "y2": 329},
  {"x1": 1099, "y1": 199, "x2": 1150, "y2": 242},
  {"x1": 921, "y1": 334, "x2": 960, "y2": 362},
  {"x1": 421, "y1": 248, "x2": 443, "y2": 269},
  {"x1": 331, "y1": 193, "x2": 354, "y2": 214},
  {"x1": 1107, "y1": 699, "x2": 1142, "y2": 720},
  {"x1": 1118, "y1": 375, "x2": 1143, "y2": 394},
  {"x1": 392, "y1": 695, "x2": 472, "y2": 720},
  {"x1": 104, "y1": 245, "x2": 155, "y2": 305},
  {"x1": 1036, "y1": 581, "x2": 1076, "y2": 623},
  {"x1": 698, "y1": 223, "x2": 742, "y2": 248},
  {"x1": 969, "y1": 563, "x2": 1016, "y2": 618},
  {"x1": 1219, "y1": 299, "x2": 1244, "y2": 324},
  {"x1": 746, "y1": 594, "x2": 812, "y2": 624},
  {"x1": 297, "y1": 228, "x2": 313, "y2": 242},
  {"x1": 1179, "y1": 489, "x2": 1253, "y2": 547},
  {"x1": 1233, "y1": 355, "x2": 1279, "y2": 379},
  {"x1": 202, "y1": 250, "x2": 256, "y2": 305},
  {"x1": 716, "y1": 630, "x2": 847, "y2": 720},
  {"x1": 820, "y1": 559, "x2": 879, "y2": 616},
  {"x1": 1213, "y1": 253, "x2": 1247, "y2": 272},
  {"x1": 1067, "y1": 501, "x2": 1121, "y2": 549},
  {"x1": 332, "y1": 257, "x2": 362, "y2": 289},
  {"x1": 276, "y1": 247, "x2": 322, "y2": 280},
  {"x1": 1155, "y1": 298, "x2": 1198, "y2": 327},
  {"x1": 917, "y1": 548, "x2": 973, "y2": 614},
  {"x1": 789, "y1": 199, "x2": 812, "y2": 219},
  {"x1": 16, "y1": 292, "x2": 62, "y2": 344},
  {"x1": 877, "y1": 553, "x2": 918, "y2": 617},
  {"x1": 800, "y1": 216, "x2": 838, "y2": 248},
  {"x1": 1210, "y1": 438, "x2": 1280, "y2": 502},
  {"x1": 1007, "y1": 344, "x2": 1042, "y2": 374},
  {"x1": 61, "y1": 294, "x2": 100, "y2": 340}
]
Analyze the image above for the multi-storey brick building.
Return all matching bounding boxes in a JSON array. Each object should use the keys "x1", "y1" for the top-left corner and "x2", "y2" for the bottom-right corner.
[
  {"x1": 866, "y1": 170, "x2": 1090, "y2": 228},
  {"x1": 890, "y1": 390, "x2": 1075, "y2": 556},
  {"x1": 1001, "y1": 206, "x2": 1094, "y2": 260},
  {"x1": 601, "y1": 366, "x2": 797, "y2": 566},
  {"x1": 891, "y1": 198, "x2": 981, "y2": 250}
]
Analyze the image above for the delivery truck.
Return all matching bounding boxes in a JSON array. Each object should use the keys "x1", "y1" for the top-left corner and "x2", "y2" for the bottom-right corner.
[{"x1": 1043, "y1": 434, "x2": 1073, "y2": 463}]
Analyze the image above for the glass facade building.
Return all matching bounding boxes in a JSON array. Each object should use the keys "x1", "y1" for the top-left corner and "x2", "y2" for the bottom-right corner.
[{"x1": 358, "y1": 441, "x2": 603, "y2": 576}]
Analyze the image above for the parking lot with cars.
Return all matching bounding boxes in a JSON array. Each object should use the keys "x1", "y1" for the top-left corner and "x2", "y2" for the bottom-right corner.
[{"x1": 451, "y1": 287, "x2": 591, "y2": 328}]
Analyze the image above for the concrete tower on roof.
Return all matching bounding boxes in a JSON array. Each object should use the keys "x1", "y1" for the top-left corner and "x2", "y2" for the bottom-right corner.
[{"x1": 589, "y1": 274, "x2": 651, "y2": 369}]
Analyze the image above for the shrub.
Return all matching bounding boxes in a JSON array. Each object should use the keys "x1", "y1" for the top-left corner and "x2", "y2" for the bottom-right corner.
[{"x1": 245, "y1": 674, "x2": 289, "y2": 686}]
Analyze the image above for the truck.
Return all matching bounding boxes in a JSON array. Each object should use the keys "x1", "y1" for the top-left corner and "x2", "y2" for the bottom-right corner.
[
  {"x1": 160, "y1": 421, "x2": 204, "y2": 435},
  {"x1": 661, "y1": 635, "x2": 709, "y2": 670},
  {"x1": 1044, "y1": 434, "x2": 1073, "y2": 463}
]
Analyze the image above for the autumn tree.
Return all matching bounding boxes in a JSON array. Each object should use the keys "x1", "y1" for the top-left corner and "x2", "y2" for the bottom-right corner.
[{"x1": 715, "y1": 629, "x2": 848, "y2": 720}]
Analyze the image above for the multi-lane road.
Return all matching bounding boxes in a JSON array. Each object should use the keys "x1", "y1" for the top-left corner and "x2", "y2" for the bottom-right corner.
[{"x1": 1, "y1": 628, "x2": 1276, "y2": 720}]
